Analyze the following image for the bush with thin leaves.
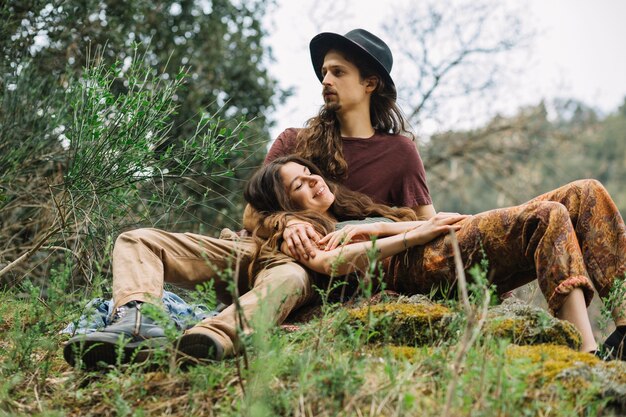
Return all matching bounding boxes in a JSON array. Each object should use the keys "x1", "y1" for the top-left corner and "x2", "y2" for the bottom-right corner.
[{"x1": 0, "y1": 48, "x2": 247, "y2": 287}]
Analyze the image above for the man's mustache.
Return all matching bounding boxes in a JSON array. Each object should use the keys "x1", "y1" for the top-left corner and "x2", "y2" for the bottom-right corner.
[{"x1": 323, "y1": 87, "x2": 337, "y2": 95}]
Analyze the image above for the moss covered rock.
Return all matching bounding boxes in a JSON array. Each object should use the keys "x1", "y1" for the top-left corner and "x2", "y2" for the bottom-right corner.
[
  {"x1": 344, "y1": 295, "x2": 453, "y2": 346},
  {"x1": 344, "y1": 296, "x2": 582, "y2": 349},
  {"x1": 484, "y1": 298, "x2": 582, "y2": 350},
  {"x1": 341, "y1": 295, "x2": 626, "y2": 412},
  {"x1": 507, "y1": 344, "x2": 626, "y2": 412}
]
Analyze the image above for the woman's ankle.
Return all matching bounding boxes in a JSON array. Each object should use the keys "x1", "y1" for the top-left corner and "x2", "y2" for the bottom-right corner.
[{"x1": 582, "y1": 341, "x2": 598, "y2": 353}]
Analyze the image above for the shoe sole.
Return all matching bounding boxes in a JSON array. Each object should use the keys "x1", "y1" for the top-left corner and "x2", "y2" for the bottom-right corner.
[
  {"x1": 64, "y1": 337, "x2": 168, "y2": 369},
  {"x1": 175, "y1": 333, "x2": 224, "y2": 367}
]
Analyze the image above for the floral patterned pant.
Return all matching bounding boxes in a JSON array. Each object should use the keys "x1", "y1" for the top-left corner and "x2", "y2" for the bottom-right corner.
[{"x1": 386, "y1": 180, "x2": 626, "y2": 322}]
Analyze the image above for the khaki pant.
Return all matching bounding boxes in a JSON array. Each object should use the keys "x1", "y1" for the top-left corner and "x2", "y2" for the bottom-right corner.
[
  {"x1": 388, "y1": 179, "x2": 626, "y2": 322},
  {"x1": 112, "y1": 229, "x2": 317, "y2": 357}
]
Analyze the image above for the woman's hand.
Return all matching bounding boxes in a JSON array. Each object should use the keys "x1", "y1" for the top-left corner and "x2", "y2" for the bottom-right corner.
[
  {"x1": 283, "y1": 222, "x2": 322, "y2": 260},
  {"x1": 407, "y1": 212, "x2": 470, "y2": 245},
  {"x1": 318, "y1": 223, "x2": 383, "y2": 251}
]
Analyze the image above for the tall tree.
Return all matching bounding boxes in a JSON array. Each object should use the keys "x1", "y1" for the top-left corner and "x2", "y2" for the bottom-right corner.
[
  {"x1": 380, "y1": 0, "x2": 537, "y2": 212},
  {"x1": 383, "y1": 0, "x2": 532, "y2": 135}
]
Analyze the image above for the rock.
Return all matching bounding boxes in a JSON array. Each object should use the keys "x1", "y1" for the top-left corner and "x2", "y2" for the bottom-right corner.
[
  {"x1": 344, "y1": 296, "x2": 581, "y2": 349},
  {"x1": 343, "y1": 295, "x2": 626, "y2": 410},
  {"x1": 507, "y1": 344, "x2": 626, "y2": 412},
  {"x1": 344, "y1": 296, "x2": 453, "y2": 346},
  {"x1": 485, "y1": 298, "x2": 582, "y2": 350}
]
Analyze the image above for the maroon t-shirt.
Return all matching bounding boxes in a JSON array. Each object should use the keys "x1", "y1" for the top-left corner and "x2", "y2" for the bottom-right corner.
[{"x1": 265, "y1": 128, "x2": 432, "y2": 207}]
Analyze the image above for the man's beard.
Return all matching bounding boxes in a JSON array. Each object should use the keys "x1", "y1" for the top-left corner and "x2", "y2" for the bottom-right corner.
[{"x1": 324, "y1": 101, "x2": 341, "y2": 112}]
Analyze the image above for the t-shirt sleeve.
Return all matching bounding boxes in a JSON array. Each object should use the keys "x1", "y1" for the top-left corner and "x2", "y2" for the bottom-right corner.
[
  {"x1": 264, "y1": 128, "x2": 299, "y2": 165},
  {"x1": 395, "y1": 140, "x2": 432, "y2": 207}
]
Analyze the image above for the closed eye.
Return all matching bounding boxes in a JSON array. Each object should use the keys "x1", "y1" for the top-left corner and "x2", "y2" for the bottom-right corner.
[{"x1": 292, "y1": 166, "x2": 310, "y2": 191}]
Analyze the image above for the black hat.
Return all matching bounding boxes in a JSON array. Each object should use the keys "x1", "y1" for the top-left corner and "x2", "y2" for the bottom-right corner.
[{"x1": 309, "y1": 28, "x2": 396, "y2": 100}]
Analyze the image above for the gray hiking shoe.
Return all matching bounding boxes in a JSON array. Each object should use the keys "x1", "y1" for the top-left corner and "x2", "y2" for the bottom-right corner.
[{"x1": 63, "y1": 301, "x2": 168, "y2": 369}]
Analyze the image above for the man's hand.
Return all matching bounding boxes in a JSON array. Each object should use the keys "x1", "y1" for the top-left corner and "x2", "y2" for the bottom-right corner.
[
  {"x1": 283, "y1": 222, "x2": 322, "y2": 260},
  {"x1": 236, "y1": 229, "x2": 251, "y2": 238}
]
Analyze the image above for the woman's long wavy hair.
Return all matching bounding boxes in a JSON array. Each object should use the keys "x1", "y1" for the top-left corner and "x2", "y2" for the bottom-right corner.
[
  {"x1": 295, "y1": 47, "x2": 412, "y2": 181},
  {"x1": 244, "y1": 155, "x2": 417, "y2": 279}
]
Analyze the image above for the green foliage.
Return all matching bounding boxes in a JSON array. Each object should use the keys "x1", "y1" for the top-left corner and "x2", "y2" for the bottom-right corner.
[
  {"x1": 0, "y1": 0, "x2": 280, "y2": 287},
  {"x1": 0, "y1": 48, "x2": 250, "y2": 289},
  {"x1": 599, "y1": 275, "x2": 626, "y2": 330},
  {"x1": 60, "y1": 47, "x2": 246, "y2": 230},
  {"x1": 361, "y1": 236, "x2": 387, "y2": 297},
  {"x1": 1, "y1": 0, "x2": 281, "y2": 230},
  {"x1": 1, "y1": 0, "x2": 278, "y2": 125},
  {"x1": 466, "y1": 247, "x2": 498, "y2": 307}
]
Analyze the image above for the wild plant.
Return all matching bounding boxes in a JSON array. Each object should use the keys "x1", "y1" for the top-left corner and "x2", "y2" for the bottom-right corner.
[
  {"x1": 599, "y1": 274, "x2": 626, "y2": 330},
  {"x1": 442, "y1": 231, "x2": 492, "y2": 417},
  {"x1": 1, "y1": 46, "x2": 247, "y2": 289}
]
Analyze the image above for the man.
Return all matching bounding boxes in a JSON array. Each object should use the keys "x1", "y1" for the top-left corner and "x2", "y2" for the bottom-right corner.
[
  {"x1": 63, "y1": 29, "x2": 435, "y2": 368},
  {"x1": 248, "y1": 28, "x2": 435, "y2": 260}
]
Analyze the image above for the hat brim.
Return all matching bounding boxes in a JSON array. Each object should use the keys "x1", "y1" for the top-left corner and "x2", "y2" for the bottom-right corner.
[{"x1": 309, "y1": 32, "x2": 396, "y2": 99}]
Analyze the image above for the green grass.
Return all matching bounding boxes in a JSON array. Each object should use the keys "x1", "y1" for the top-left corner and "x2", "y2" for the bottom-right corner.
[
  {"x1": 2, "y1": 247, "x2": 625, "y2": 416},
  {"x1": 1, "y1": 276, "x2": 624, "y2": 417}
]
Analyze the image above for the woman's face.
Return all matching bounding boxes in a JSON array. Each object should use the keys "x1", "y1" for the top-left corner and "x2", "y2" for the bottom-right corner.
[{"x1": 279, "y1": 161, "x2": 335, "y2": 213}]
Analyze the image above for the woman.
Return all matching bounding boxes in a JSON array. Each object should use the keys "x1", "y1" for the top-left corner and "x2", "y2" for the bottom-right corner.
[{"x1": 244, "y1": 155, "x2": 626, "y2": 359}]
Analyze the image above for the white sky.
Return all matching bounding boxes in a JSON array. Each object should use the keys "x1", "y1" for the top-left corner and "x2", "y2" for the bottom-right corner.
[{"x1": 263, "y1": 0, "x2": 626, "y2": 140}]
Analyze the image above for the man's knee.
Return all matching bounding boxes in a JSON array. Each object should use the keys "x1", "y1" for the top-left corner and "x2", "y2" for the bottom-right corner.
[
  {"x1": 114, "y1": 228, "x2": 161, "y2": 250},
  {"x1": 254, "y1": 262, "x2": 312, "y2": 295}
]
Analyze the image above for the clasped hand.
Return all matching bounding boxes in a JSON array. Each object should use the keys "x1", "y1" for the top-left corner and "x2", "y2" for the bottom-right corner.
[
  {"x1": 282, "y1": 221, "x2": 379, "y2": 260},
  {"x1": 282, "y1": 222, "x2": 321, "y2": 260},
  {"x1": 282, "y1": 213, "x2": 469, "y2": 260},
  {"x1": 405, "y1": 212, "x2": 469, "y2": 245},
  {"x1": 318, "y1": 223, "x2": 383, "y2": 251}
]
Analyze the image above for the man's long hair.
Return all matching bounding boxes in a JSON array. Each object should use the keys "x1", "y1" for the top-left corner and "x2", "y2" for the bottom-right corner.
[
  {"x1": 295, "y1": 48, "x2": 412, "y2": 181},
  {"x1": 244, "y1": 155, "x2": 416, "y2": 279}
]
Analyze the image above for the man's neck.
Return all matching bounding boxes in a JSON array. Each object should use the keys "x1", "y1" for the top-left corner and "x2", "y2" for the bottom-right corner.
[{"x1": 337, "y1": 109, "x2": 375, "y2": 138}]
